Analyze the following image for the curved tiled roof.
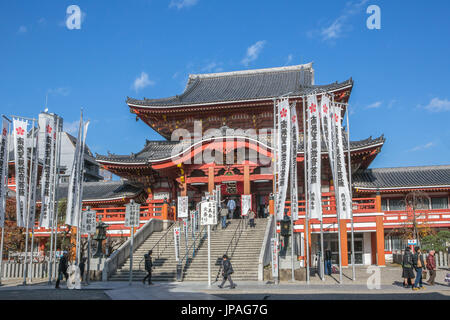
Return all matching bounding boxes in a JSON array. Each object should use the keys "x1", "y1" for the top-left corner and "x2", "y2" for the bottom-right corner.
[
  {"x1": 126, "y1": 64, "x2": 353, "y2": 108},
  {"x1": 353, "y1": 165, "x2": 450, "y2": 189},
  {"x1": 96, "y1": 135, "x2": 384, "y2": 165},
  {"x1": 36, "y1": 180, "x2": 143, "y2": 202}
]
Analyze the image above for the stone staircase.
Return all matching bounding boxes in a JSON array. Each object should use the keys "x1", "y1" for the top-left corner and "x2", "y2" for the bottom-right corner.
[{"x1": 109, "y1": 218, "x2": 268, "y2": 282}]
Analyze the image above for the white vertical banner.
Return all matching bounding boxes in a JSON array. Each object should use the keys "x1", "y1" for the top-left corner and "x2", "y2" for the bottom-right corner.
[
  {"x1": 241, "y1": 194, "x2": 252, "y2": 216},
  {"x1": 28, "y1": 129, "x2": 39, "y2": 227},
  {"x1": 173, "y1": 227, "x2": 181, "y2": 262},
  {"x1": 320, "y1": 94, "x2": 336, "y2": 181},
  {"x1": 65, "y1": 116, "x2": 83, "y2": 226},
  {"x1": 271, "y1": 237, "x2": 279, "y2": 278},
  {"x1": 306, "y1": 95, "x2": 322, "y2": 221},
  {"x1": 290, "y1": 102, "x2": 299, "y2": 221},
  {"x1": 333, "y1": 103, "x2": 352, "y2": 219},
  {"x1": 177, "y1": 196, "x2": 189, "y2": 219},
  {"x1": 13, "y1": 119, "x2": 29, "y2": 228},
  {"x1": 275, "y1": 98, "x2": 291, "y2": 221},
  {"x1": 0, "y1": 119, "x2": 9, "y2": 228},
  {"x1": 39, "y1": 117, "x2": 55, "y2": 228}
]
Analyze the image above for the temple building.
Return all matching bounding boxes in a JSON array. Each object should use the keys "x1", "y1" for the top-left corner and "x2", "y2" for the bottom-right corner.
[{"x1": 5, "y1": 64, "x2": 450, "y2": 267}]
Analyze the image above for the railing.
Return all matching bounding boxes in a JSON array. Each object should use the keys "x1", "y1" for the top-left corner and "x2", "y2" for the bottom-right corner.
[
  {"x1": 102, "y1": 218, "x2": 163, "y2": 281},
  {"x1": 392, "y1": 250, "x2": 449, "y2": 268},
  {"x1": 258, "y1": 215, "x2": 274, "y2": 281},
  {"x1": 214, "y1": 218, "x2": 245, "y2": 282},
  {"x1": 383, "y1": 209, "x2": 450, "y2": 228},
  {"x1": 284, "y1": 195, "x2": 377, "y2": 216},
  {"x1": 1, "y1": 262, "x2": 48, "y2": 279},
  {"x1": 93, "y1": 202, "x2": 165, "y2": 222},
  {"x1": 177, "y1": 225, "x2": 208, "y2": 281},
  {"x1": 138, "y1": 222, "x2": 176, "y2": 271}
]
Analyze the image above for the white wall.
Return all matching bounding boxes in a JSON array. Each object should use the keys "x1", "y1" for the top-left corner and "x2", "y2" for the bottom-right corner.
[{"x1": 363, "y1": 232, "x2": 372, "y2": 265}]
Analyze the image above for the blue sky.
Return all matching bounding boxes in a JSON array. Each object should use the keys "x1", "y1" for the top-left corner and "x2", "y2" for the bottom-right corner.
[{"x1": 1, "y1": 0, "x2": 449, "y2": 169}]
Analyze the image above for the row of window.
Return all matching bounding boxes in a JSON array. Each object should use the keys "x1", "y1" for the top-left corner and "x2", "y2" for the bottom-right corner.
[{"x1": 381, "y1": 197, "x2": 449, "y2": 211}]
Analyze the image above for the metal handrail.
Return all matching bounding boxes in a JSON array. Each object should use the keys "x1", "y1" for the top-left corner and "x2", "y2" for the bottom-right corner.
[
  {"x1": 138, "y1": 221, "x2": 175, "y2": 270},
  {"x1": 178, "y1": 225, "x2": 208, "y2": 270},
  {"x1": 214, "y1": 217, "x2": 245, "y2": 281}
]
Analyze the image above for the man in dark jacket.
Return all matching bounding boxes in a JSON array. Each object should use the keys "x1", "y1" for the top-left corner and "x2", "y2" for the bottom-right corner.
[
  {"x1": 324, "y1": 248, "x2": 332, "y2": 275},
  {"x1": 402, "y1": 247, "x2": 414, "y2": 288},
  {"x1": 412, "y1": 246, "x2": 425, "y2": 290},
  {"x1": 143, "y1": 250, "x2": 153, "y2": 285},
  {"x1": 218, "y1": 255, "x2": 236, "y2": 289},
  {"x1": 426, "y1": 250, "x2": 436, "y2": 285},
  {"x1": 55, "y1": 252, "x2": 69, "y2": 289}
]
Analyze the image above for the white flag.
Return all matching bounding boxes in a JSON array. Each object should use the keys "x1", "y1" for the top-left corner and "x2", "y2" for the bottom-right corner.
[
  {"x1": 306, "y1": 95, "x2": 322, "y2": 221},
  {"x1": 290, "y1": 102, "x2": 299, "y2": 221},
  {"x1": 320, "y1": 94, "x2": 335, "y2": 179},
  {"x1": 0, "y1": 119, "x2": 9, "y2": 228},
  {"x1": 39, "y1": 116, "x2": 56, "y2": 228},
  {"x1": 275, "y1": 98, "x2": 291, "y2": 221},
  {"x1": 13, "y1": 119, "x2": 29, "y2": 227},
  {"x1": 28, "y1": 129, "x2": 39, "y2": 227},
  {"x1": 66, "y1": 115, "x2": 83, "y2": 226},
  {"x1": 332, "y1": 103, "x2": 352, "y2": 219}
]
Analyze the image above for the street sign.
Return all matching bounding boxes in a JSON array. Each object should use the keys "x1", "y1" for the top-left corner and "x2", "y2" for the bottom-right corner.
[
  {"x1": 200, "y1": 200, "x2": 217, "y2": 226},
  {"x1": 174, "y1": 227, "x2": 181, "y2": 261},
  {"x1": 407, "y1": 239, "x2": 417, "y2": 245},
  {"x1": 241, "y1": 194, "x2": 252, "y2": 216},
  {"x1": 177, "y1": 196, "x2": 189, "y2": 219},
  {"x1": 80, "y1": 209, "x2": 96, "y2": 235},
  {"x1": 124, "y1": 201, "x2": 140, "y2": 228}
]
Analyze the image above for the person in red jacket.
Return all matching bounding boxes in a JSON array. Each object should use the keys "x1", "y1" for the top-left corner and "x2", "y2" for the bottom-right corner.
[{"x1": 426, "y1": 250, "x2": 436, "y2": 286}]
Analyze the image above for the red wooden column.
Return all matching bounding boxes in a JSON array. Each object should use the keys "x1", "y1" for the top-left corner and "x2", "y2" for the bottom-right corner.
[
  {"x1": 340, "y1": 219, "x2": 349, "y2": 267},
  {"x1": 208, "y1": 166, "x2": 214, "y2": 194},
  {"x1": 375, "y1": 215, "x2": 385, "y2": 266}
]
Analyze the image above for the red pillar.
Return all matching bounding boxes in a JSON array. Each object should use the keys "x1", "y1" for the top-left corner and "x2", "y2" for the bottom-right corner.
[{"x1": 340, "y1": 219, "x2": 349, "y2": 267}]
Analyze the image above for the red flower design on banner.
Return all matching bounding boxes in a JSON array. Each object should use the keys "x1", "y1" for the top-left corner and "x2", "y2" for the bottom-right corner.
[
  {"x1": 46, "y1": 125, "x2": 52, "y2": 134},
  {"x1": 334, "y1": 113, "x2": 339, "y2": 123},
  {"x1": 323, "y1": 104, "x2": 328, "y2": 114},
  {"x1": 16, "y1": 127, "x2": 25, "y2": 136},
  {"x1": 291, "y1": 115, "x2": 297, "y2": 123},
  {"x1": 309, "y1": 103, "x2": 316, "y2": 113},
  {"x1": 2, "y1": 128, "x2": 6, "y2": 136},
  {"x1": 175, "y1": 230, "x2": 179, "y2": 235},
  {"x1": 280, "y1": 108, "x2": 287, "y2": 118}
]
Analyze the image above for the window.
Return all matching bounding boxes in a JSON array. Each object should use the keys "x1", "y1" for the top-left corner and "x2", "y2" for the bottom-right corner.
[
  {"x1": 389, "y1": 199, "x2": 405, "y2": 211},
  {"x1": 431, "y1": 197, "x2": 448, "y2": 209},
  {"x1": 381, "y1": 199, "x2": 388, "y2": 211}
]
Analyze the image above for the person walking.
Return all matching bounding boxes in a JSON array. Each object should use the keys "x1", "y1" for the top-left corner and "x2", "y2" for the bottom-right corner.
[
  {"x1": 227, "y1": 198, "x2": 236, "y2": 219},
  {"x1": 426, "y1": 250, "x2": 437, "y2": 286},
  {"x1": 264, "y1": 204, "x2": 269, "y2": 218},
  {"x1": 79, "y1": 257, "x2": 86, "y2": 283},
  {"x1": 218, "y1": 255, "x2": 236, "y2": 289},
  {"x1": 55, "y1": 252, "x2": 69, "y2": 289},
  {"x1": 402, "y1": 246, "x2": 415, "y2": 288},
  {"x1": 142, "y1": 250, "x2": 153, "y2": 285},
  {"x1": 248, "y1": 209, "x2": 256, "y2": 228},
  {"x1": 324, "y1": 247, "x2": 332, "y2": 276},
  {"x1": 412, "y1": 246, "x2": 425, "y2": 290},
  {"x1": 220, "y1": 204, "x2": 229, "y2": 229}
]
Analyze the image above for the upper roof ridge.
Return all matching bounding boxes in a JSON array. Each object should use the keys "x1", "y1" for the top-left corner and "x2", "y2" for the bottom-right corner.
[{"x1": 188, "y1": 63, "x2": 314, "y2": 80}]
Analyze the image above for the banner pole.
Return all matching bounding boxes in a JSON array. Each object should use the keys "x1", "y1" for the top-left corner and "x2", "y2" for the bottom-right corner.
[
  {"x1": 23, "y1": 119, "x2": 36, "y2": 285},
  {"x1": 0, "y1": 227, "x2": 4, "y2": 285},
  {"x1": 52, "y1": 116, "x2": 63, "y2": 276},
  {"x1": 0, "y1": 119, "x2": 11, "y2": 286},
  {"x1": 272, "y1": 99, "x2": 279, "y2": 285},
  {"x1": 207, "y1": 224, "x2": 211, "y2": 288},
  {"x1": 302, "y1": 95, "x2": 310, "y2": 284},
  {"x1": 346, "y1": 108, "x2": 356, "y2": 281},
  {"x1": 332, "y1": 97, "x2": 343, "y2": 284},
  {"x1": 29, "y1": 227, "x2": 35, "y2": 283}
]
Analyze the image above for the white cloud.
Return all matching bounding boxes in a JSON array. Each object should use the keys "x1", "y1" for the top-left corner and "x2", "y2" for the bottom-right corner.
[
  {"x1": 64, "y1": 120, "x2": 80, "y2": 135},
  {"x1": 423, "y1": 97, "x2": 450, "y2": 112},
  {"x1": 310, "y1": 0, "x2": 369, "y2": 42},
  {"x1": 132, "y1": 72, "x2": 155, "y2": 92},
  {"x1": 47, "y1": 87, "x2": 71, "y2": 96},
  {"x1": 17, "y1": 26, "x2": 27, "y2": 34},
  {"x1": 285, "y1": 54, "x2": 293, "y2": 65},
  {"x1": 410, "y1": 142, "x2": 435, "y2": 152},
  {"x1": 201, "y1": 62, "x2": 223, "y2": 73},
  {"x1": 241, "y1": 40, "x2": 267, "y2": 66},
  {"x1": 366, "y1": 101, "x2": 382, "y2": 109},
  {"x1": 169, "y1": 0, "x2": 199, "y2": 9},
  {"x1": 38, "y1": 18, "x2": 46, "y2": 25}
]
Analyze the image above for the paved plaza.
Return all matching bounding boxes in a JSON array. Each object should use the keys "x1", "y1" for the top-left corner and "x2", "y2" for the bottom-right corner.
[{"x1": 0, "y1": 266, "x2": 449, "y2": 300}]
